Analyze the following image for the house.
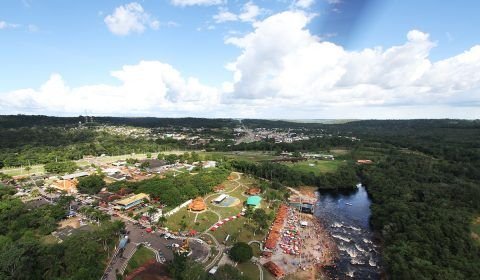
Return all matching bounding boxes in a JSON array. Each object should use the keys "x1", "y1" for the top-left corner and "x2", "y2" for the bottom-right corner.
[
  {"x1": 202, "y1": 161, "x2": 216, "y2": 169},
  {"x1": 113, "y1": 193, "x2": 149, "y2": 210},
  {"x1": 357, "y1": 159, "x2": 373, "y2": 164},
  {"x1": 52, "y1": 179, "x2": 78, "y2": 194},
  {"x1": 264, "y1": 261, "x2": 285, "y2": 278}
]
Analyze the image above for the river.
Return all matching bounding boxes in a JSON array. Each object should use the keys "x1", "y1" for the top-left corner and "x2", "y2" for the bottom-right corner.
[{"x1": 315, "y1": 184, "x2": 382, "y2": 279}]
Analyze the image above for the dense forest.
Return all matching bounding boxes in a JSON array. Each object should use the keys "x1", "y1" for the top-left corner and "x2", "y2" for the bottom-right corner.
[
  {"x1": 229, "y1": 160, "x2": 358, "y2": 190},
  {"x1": 0, "y1": 115, "x2": 239, "y2": 129},
  {"x1": 1, "y1": 115, "x2": 480, "y2": 279}
]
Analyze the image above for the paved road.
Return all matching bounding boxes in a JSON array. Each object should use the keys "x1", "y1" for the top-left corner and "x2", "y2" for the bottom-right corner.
[{"x1": 104, "y1": 219, "x2": 210, "y2": 280}]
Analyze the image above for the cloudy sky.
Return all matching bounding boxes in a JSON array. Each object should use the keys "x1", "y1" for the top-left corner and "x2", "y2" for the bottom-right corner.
[{"x1": 1, "y1": 0, "x2": 479, "y2": 119}]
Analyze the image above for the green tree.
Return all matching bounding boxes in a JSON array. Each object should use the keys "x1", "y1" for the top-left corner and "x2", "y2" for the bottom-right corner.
[
  {"x1": 44, "y1": 161, "x2": 78, "y2": 174},
  {"x1": 229, "y1": 242, "x2": 253, "y2": 263},
  {"x1": 213, "y1": 264, "x2": 248, "y2": 280},
  {"x1": 77, "y1": 175, "x2": 105, "y2": 195},
  {"x1": 252, "y1": 209, "x2": 269, "y2": 235}
]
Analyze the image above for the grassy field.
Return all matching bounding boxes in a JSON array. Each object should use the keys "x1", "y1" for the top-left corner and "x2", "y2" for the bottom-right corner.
[
  {"x1": 164, "y1": 208, "x2": 220, "y2": 233},
  {"x1": 285, "y1": 159, "x2": 346, "y2": 174},
  {"x1": 237, "y1": 261, "x2": 261, "y2": 280},
  {"x1": 164, "y1": 172, "x2": 259, "y2": 234},
  {"x1": 0, "y1": 165, "x2": 45, "y2": 176},
  {"x1": 125, "y1": 246, "x2": 156, "y2": 275},
  {"x1": 0, "y1": 150, "x2": 197, "y2": 176},
  {"x1": 203, "y1": 151, "x2": 278, "y2": 162},
  {"x1": 250, "y1": 243, "x2": 262, "y2": 257}
]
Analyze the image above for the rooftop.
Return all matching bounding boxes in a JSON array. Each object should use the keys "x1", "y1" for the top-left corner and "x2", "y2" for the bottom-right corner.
[
  {"x1": 246, "y1": 195, "x2": 262, "y2": 206},
  {"x1": 115, "y1": 193, "x2": 149, "y2": 206}
]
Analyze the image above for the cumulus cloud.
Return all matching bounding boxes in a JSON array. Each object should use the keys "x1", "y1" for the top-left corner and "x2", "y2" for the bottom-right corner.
[
  {"x1": 104, "y1": 2, "x2": 159, "y2": 36},
  {"x1": 2, "y1": 11, "x2": 480, "y2": 118},
  {"x1": 213, "y1": 2, "x2": 264, "y2": 23},
  {"x1": 171, "y1": 0, "x2": 223, "y2": 7},
  {"x1": 0, "y1": 61, "x2": 220, "y2": 116},
  {"x1": 223, "y1": 11, "x2": 480, "y2": 113}
]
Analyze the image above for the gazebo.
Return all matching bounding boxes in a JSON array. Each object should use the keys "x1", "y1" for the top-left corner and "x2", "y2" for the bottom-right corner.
[
  {"x1": 188, "y1": 197, "x2": 207, "y2": 211},
  {"x1": 246, "y1": 187, "x2": 261, "y2": 195}
]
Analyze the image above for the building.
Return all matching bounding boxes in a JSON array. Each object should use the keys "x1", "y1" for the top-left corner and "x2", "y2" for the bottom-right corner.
[
  {"x1": 113, "y1": 193, "x2": 149, "y2": 210},
  {"x1": 188, "y1": 197, "x2": 206, "y2": 211},
  {"x1": 52, "y1": 179, "x2": 78, "y2": 194},
  {"x1": 213, "y1": 194, "x2": 228, "y2": 203},
  {"x1": 202, "y1": 161, "x2": 216, "y2": 169},
  {"x1": 246, "y1": 187, "x2": 261, "y2": 195},
  {"x1": 246, "y1": 196, "x2": 262, "y2": 208},
  {"x1": 61, "y1": 172, "x2": 89, "y2": 180},
  {"x1": 357, "y1": 159, "x2": 373, "y2": 164}
]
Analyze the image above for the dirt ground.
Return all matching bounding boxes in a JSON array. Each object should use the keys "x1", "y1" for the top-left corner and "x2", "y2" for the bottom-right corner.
[
  {"x1": 126, "y1": 262, "x2": 171, "y2": 280},
  {"x1": 297, "y1": 186, "x2": 318, "y2": 199},
  {"x1": 58, "y1": 217, "x2": 80, "y2": 229}
]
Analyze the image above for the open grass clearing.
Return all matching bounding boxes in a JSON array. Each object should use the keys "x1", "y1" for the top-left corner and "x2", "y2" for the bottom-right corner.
[
  {"x1": 250, "y1": 243, "x2": 262, "y2": 257},
  {"x1": 211, "y1": 217, "x2": 268, "y2": 246},
  {"x1": 125, "y1": 246, "x2": 156, "y2": 275},
  {"x1": 1, "y1": 165, "x2": 45, "y2": 176},
  {"x1": 285, "y1": 159, "x2": 346, "y2": 174},
  {"x1": 237, "y1": 261, "x2": 261, "y2": 280},
  {"x1": 203, "y1": 151, "x2": 279, "y2": 162}
]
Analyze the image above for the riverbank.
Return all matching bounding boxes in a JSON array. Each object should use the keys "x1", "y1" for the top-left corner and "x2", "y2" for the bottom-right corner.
[{"x1": 261, "y1": 204, "x2": 338, "y2": 279}]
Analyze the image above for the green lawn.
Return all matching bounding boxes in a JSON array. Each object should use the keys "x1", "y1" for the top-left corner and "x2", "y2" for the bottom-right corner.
[
  {"x1": 237, "y1": 261, "x2": 261, "y2": 280},
  {"x1": 285, "y1": 159, "x2": 345, "y2": 174},
  {"x1": 125, "y1": 246, "x2": 156, "y2": 275},
  {"x1": 165, "y1": 207, "x2": 220, "y2": 233},
  {"x1": 1, "y1": 165, "x2": 45, "y2": 176},
  {"x1": 250, "y1": 243, "x2": 262, "y2": 257},
  {"x1": 202, "y1": 151, "x2": 278, "y2": 162}
]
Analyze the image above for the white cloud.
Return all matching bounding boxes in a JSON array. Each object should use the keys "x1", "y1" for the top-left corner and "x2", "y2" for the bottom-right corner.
[
  {"x1": 223, "y1": 11, "x2": 480, "y2": 114},
  {"x1": 0, "y1": 61, "x2": 220, "y2": 116},
  {"x1": 0, "y1": 20, "x2": 20, "y2": 29},
  {"x1": 238, "y1": 2, "x2": 262, "y2": 22},
  {"x1": 295, "y1": 0, "x2": 315, "y2": 9},
  {"x1": 2, "y1": 11, "x2": 480, "y2": 118},
  {"x1": 104, "y1": 2, "x2": 159, "y2": 36},
  {"x1": 213, "y1": 8, "x2": 238, "y2": 23},
  {"x1": 171, "y1": 0, "x2": 223, "y2": 7},
  {"x1": 213, "y1": 2, "x2": 264, "y2": 24}
]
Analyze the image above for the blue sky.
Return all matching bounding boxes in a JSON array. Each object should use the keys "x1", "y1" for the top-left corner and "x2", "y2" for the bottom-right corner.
[{"x1": 1, "y1": 0, "x2": 479, "y2": 118}]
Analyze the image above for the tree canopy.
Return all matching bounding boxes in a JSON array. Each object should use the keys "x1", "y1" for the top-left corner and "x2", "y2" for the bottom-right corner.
[{"x1": 229, "y1": 242, "x2": 253, "y2": 263}]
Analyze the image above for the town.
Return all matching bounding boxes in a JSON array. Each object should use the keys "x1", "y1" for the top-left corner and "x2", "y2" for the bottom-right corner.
[{"x1": 1, "y1": 149, "x2": 347, "y2": 280}]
